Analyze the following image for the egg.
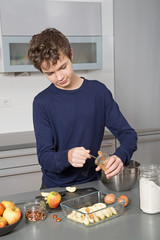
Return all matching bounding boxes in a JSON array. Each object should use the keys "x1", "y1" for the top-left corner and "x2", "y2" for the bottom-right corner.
[
  {"x1": 118, "y1": 195, "x2": 129, "y2": 207},
  {"x1": 104, "y1": 193, "x2": 116, "y2": 205}
]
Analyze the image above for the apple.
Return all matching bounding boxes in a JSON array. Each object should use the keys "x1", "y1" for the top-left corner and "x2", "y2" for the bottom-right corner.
[
  {"x1": 0, "y1": 203, "x2": 5, "y2": 216},
  {"x1": 0, "y1": 217, "x2": 8, "y2": 228},
  {"x1": 0, "y1": 217, "x2": 7, "y2": 228},
  {"x1": 47, "y1": 191, "x2": 61, "y2": 208},
  {"x1": 1, "y1": 201, "x2": 15, "y2": 209},
  {"x1": 3, "y1": 206, "x2": 21, "y2": 225}
]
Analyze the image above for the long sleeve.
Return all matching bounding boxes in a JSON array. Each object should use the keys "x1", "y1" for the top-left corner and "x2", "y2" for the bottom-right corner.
[
  {"x1": 33, "y1": 99, "x2": 71, "y2": 173},
  {"x1": 104, "y1": 88, "x2": 137, "y2": 165}
]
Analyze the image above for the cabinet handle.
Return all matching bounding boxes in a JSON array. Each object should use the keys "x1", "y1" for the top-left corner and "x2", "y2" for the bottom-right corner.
[
  {"x1": 138, "y1": 137, "x2": 160, "y2": 143},
  {"x1": 117, "y1": 137, "x2": 160, "y2": 145},
  {"x1": 101, "y1": 143, "x2": 114, "y2": 147},
  {"x1": 0, "y1": 153, "x2": 36, "y2": 159},
  {"x1": 0, "y1": 170, "x2": 41, "y2": 178}
]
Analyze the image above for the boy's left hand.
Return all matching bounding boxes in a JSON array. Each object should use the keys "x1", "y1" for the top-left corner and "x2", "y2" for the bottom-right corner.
[{"x1": 95, "y1": 155, "x2": 124, "y2": 179}]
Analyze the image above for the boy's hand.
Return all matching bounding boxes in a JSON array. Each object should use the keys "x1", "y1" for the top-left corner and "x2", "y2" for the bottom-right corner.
[
  {"x1": 95, "y1": 155, "x2": 124, "y2": 179},
  {"x1": 68, "y1": 147, "x2": 91, "y2": 167}
]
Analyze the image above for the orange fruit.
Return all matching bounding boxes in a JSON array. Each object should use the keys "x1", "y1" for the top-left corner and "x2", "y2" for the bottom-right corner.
[
  {"x1": 118, "y1": 195, "x2": 129, "y2": 207},
  {"x1": 104, "y1": 193, "x2": 116, "y2": 205}
]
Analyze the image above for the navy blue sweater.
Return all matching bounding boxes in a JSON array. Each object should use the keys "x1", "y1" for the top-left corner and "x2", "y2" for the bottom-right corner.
[{"x1": 33, "y1": 78, "x2": 137, "y2": 187}]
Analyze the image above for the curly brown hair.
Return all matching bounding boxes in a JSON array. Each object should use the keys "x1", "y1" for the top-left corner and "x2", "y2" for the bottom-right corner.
[{"x1": 28, "y1": 28, "x2": 72, "y2": 72}]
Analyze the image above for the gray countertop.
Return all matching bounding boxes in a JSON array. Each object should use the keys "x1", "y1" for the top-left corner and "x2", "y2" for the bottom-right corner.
[
  {"x1": 0, "y1": 180, "x2": 159, "y2": 240},
  {"x1": 0, "y1": 131, "x2": 36, "y2": 151},
  {"x1": 0, "y1": 129, "x2": 114, "y2": 151}
]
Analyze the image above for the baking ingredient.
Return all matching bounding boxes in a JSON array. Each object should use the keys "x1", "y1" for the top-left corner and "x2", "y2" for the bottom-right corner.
[
  {"x1": 25, "y1": 209, "x2": 46, "y2": 222},
  {"x1": 99, "y1": 163, "x2": 108, "y2": 172},
  {"x1": 0, "y1": 201, "x2": 22, "y2": 226},
  {"x1": 52, "y1": 214, "x2": 62, "y2": 222},
  {"x1": 117, "y1": 195, "x2": 128, "y2": 207},
  {"x1": 40, "y1": 192, "x2": 49, "y2": 201},
  {"x1": 119, "y1": 195, "x2": 129, "y2": 207},
  {"x1": 98, "y1": 151, "x2": 103, "y2": 156},
  {"x1": 66, "y1": 186, "x2": 77, "y2": 192},
  {"x1": 56, "y1": 218, "x2": 62, "y2": 222},
  {"x1": 95, "y1": 152, "x2": 109, "y2": 172},
  {"x1": 140, "y1": 177, "x2": 160, "y2": 214},
  {"x1": 1, "y1": 201, "x2": 15, "y2": 209},
  {"x1": 67, "y1": 202, "x2": 117, "y2": 226},
  {"x1": 3, "y1": 206, "x2": 21, "y2": 225},
  {"x1": 117, "y1": 198, "x2": 125, "y2": 205},
  {"x1": 40, "y1": 192, "x2": 49, "y2": 198},
  {"x1": 0, "y1": 217, "x2": 8, "y2": 228},
  {"x1": 47, "y1": 191, "x2": 61, "y2": 208},
  {"x1": 104, "y1": 193, "x2": 116, "y2": 204},
  {"x1": 0, "y1": 203, "x2": 5, "y2": 216}
]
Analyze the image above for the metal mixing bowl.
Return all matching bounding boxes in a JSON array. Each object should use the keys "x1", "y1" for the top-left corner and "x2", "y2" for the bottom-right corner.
[{"x1": 100, "y1": 160, "x2": 140, "y2": 191}]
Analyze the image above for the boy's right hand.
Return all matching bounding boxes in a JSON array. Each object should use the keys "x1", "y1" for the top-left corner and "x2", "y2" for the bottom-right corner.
[{"x1": 68, "y1": 147, "x2": 91, "y2": 167}]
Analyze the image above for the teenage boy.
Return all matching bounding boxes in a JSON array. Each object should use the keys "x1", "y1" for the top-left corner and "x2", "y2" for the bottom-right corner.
[{"x1": 28, "y1": 28, "x2": 137, "y2": 188}]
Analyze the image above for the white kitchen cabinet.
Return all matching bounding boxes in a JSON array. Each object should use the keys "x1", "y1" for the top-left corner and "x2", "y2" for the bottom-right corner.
[
  {"x1": 0, "y1": 147, "x2": 42, "y2": 197},
  {"x1": 116, "y1": 130, "x2": 160, "y2": 165},
  {"x1": 0, "y1": 172, "x2": 42, "y2": 198},
  {"x1": 0, "y1": 1, "x2": 101, "y2": 36},
  {"x1": 0, "y1": 0, "x2": 102, "y2": 72},
  {"x1": 1, "y1": 36, "x2": 102, "y2": 72},
  {"x1": 131, "y1": 132, "x2": 160, "y2": 165}
]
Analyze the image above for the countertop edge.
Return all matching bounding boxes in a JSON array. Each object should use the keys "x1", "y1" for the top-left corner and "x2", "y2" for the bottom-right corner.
[{"x1": 0, "y1": 128, "x2": 160, "y2": 152}]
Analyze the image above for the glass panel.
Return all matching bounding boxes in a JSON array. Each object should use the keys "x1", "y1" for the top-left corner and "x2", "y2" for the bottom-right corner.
[
  {"x1": 70, "y1": 42, "x2": 97, "y2": 63},
  {"x1": 9, "y1": 43, "x2": 31, "y2": 65},
  {"x1": 2, "y1": 36, "x2": 101, "y2": 72},
  {"x1": 9, "y1": 42, "x2": 97, "y2": 65}
]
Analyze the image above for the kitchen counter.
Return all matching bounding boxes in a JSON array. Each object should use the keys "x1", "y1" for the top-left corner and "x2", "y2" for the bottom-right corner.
[
  {"x1": 0, "y1": 131, "x2": 36, "y2": 151},
  {"x1": 0, "y1": 129, "x2": 114, "y2": 151},
  {"x1": 0, "y1": 180, "x2": 159, "y2": 240},
  {"x1": 1, "y1": 128, "x2": 160, "y2": 151}
]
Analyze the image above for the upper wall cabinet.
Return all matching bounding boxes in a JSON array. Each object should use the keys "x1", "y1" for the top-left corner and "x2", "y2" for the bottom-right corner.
[
  {"x1": 1, "y1": 36, "x2": 102, "y2": 72},
  {"x1": 0, "y1": 0, "x2": 102, "y2": 72}
]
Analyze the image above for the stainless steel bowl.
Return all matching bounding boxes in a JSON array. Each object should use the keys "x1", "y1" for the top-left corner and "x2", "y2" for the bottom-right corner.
[{"x1": 100, "y1": 160, "x2": 140, "y2": 191}]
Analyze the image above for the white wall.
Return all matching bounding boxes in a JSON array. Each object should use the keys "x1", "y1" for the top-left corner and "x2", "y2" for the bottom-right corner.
[{"x1": 0, "y1": 0, "x2": 114, "y2": 134}]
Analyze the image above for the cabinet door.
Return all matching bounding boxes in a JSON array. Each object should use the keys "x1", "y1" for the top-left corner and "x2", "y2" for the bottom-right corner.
[
  {"x1": 100, "y1": 139, "x2": 115, "y2": 155},
  {"x1": 2, "y1": 36, "x2": 102, "y2": 72},
  {"x1": 131, "y1": 134, "x2": 160, "y2": 165},
  {"x1": 0, "y1": 147, "x2": 38, "y2": 169},
  {"x1": 0, "y1": 147, "x2": 42, "y2": 197},
  {"x1": 0, "y1": 1, "x2": 101, "y2": 36},
  {"x1": 0, "y1": 171, "x2": 42, "y2": 197}
]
